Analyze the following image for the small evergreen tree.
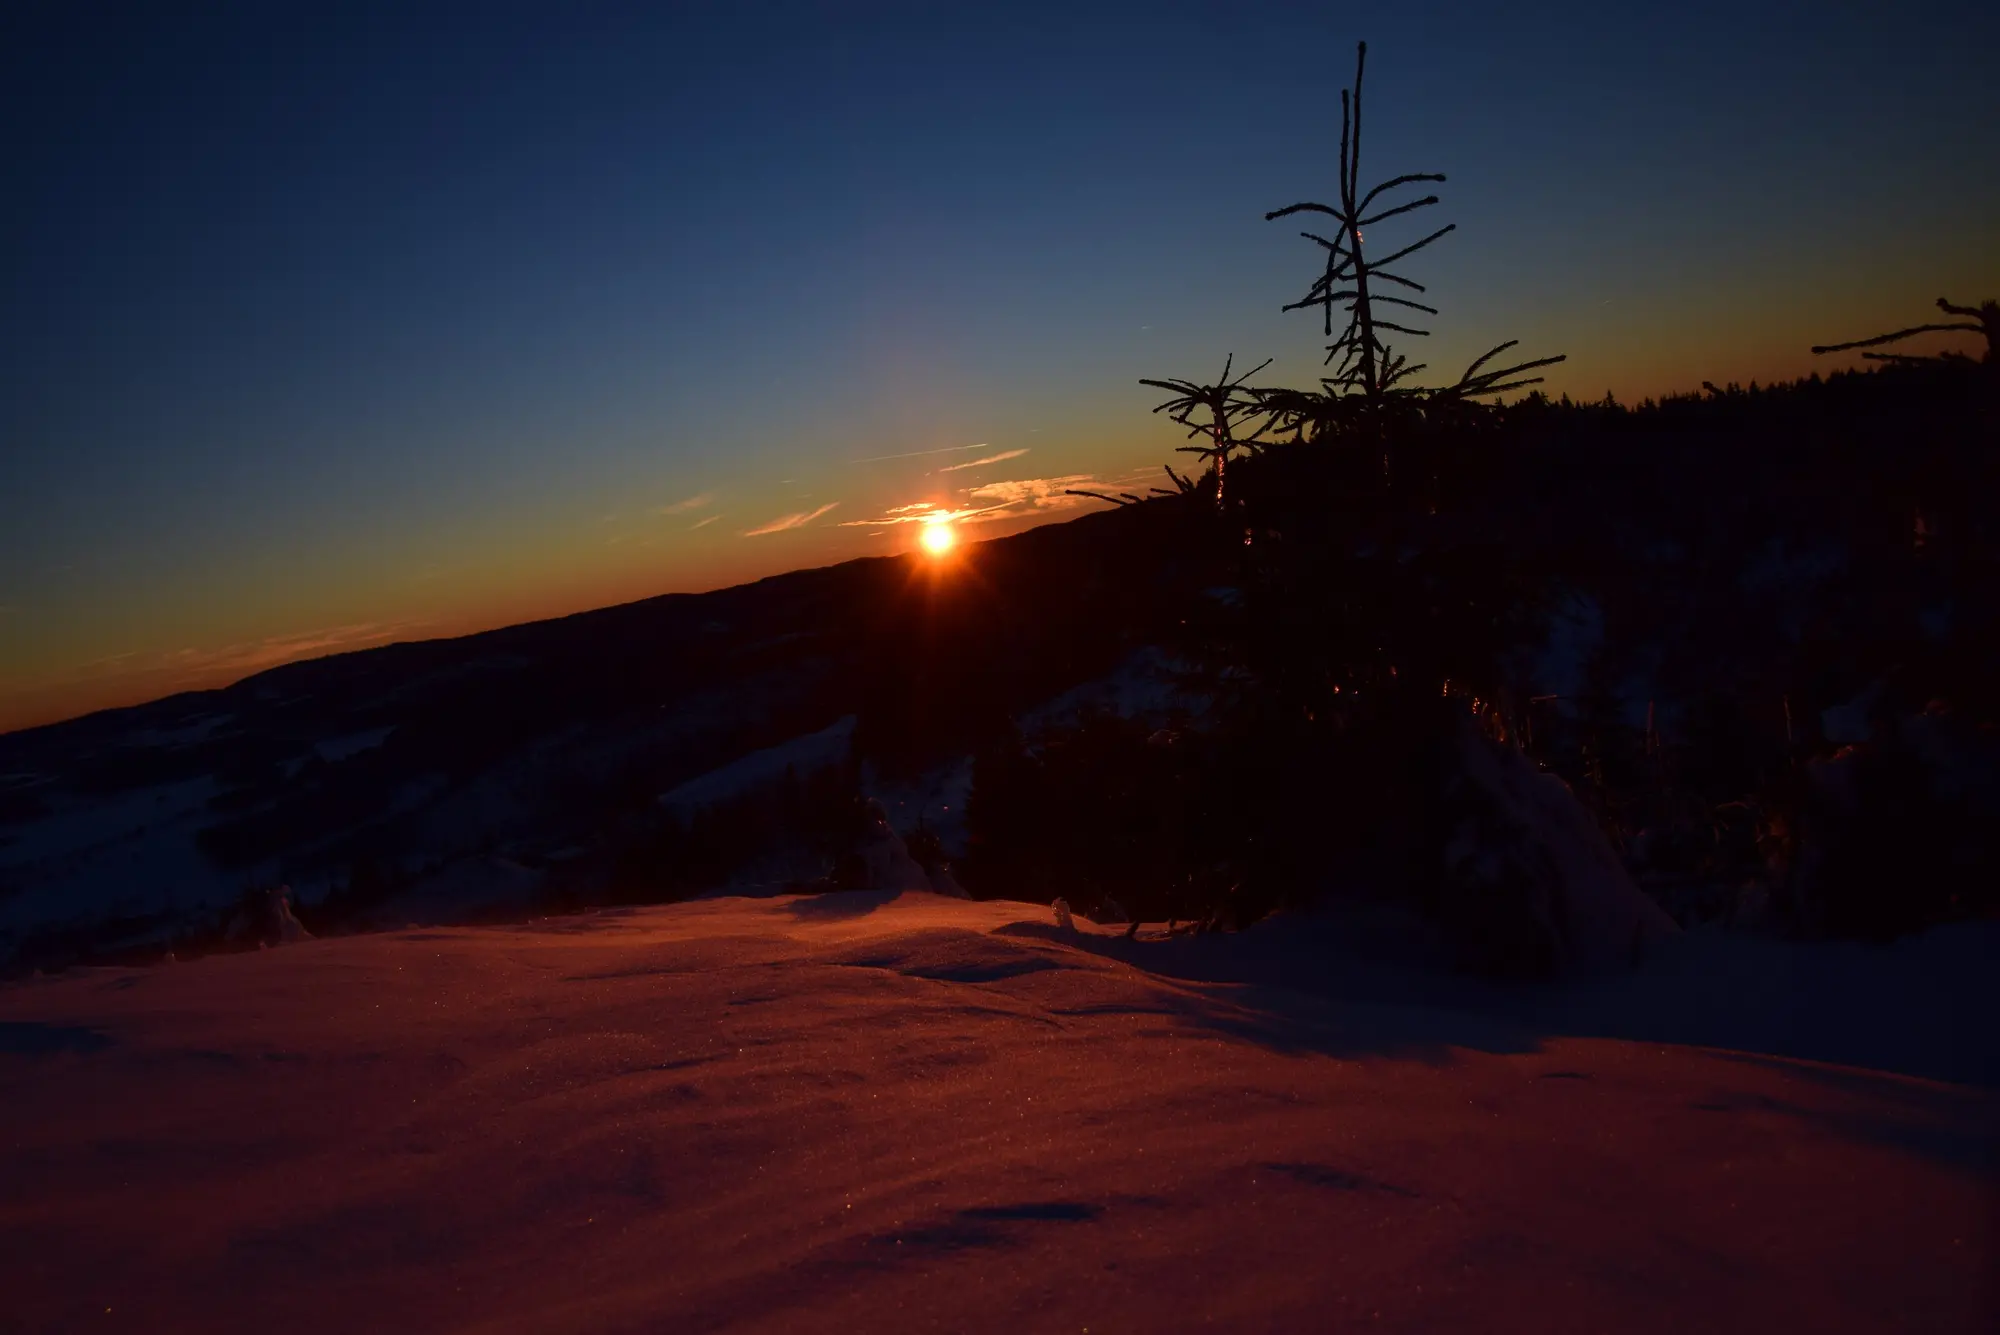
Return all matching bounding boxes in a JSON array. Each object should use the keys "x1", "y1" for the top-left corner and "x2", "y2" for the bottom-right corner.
[{"x1": 1257, "y1": 41, "x2": 1563, "y2": 471}]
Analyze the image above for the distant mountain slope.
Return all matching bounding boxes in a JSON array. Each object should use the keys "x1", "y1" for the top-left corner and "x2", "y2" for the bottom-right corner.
[{"x1": 0, "y1": 504, "x2": 1198, "y2": 968}]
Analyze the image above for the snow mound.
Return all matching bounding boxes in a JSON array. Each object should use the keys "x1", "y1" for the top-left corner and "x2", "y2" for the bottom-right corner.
[
  {"x1": 1441, "y1": 716, "x2": 1678, "y2": 975},
  {"x1": 857, "y1": 800, "x2": 935, "y2": 894}
]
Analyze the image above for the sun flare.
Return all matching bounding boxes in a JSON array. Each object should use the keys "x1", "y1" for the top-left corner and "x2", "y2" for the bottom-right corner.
[{"x1": 919, "y1": 520, "x2": 956, "y2": 555}]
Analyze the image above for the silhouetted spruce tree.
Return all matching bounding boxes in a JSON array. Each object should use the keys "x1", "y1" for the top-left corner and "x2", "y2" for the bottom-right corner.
[
  {"x1": 1257, "y1": 41, "x2": 1563, "y2": 468},
  {"x1": 1029, "y1": 42, "x2": 1588, "y2": 929},
  {"x1": 1138, "y1": 354, "x2": 1277, "y2": 507},
  {"x1": 1219, "y1": 39, "x2": 1565, "y2": 724},
  {"x1": 1069, "y1": 355, "x2": 1275, "y2": 510},
  {"x1": 1116, "y1": 43, "x2": 1566, "y2": 514}
]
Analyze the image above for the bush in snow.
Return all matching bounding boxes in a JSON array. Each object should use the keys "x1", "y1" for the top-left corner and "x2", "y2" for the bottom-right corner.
[{"x1": 1429, "y1": 711, "x2": 1678, "y2": 975}]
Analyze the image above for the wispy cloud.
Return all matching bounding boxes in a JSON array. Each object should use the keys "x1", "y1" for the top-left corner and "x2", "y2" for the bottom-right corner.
[
  {"x1": 851, "y1": 442, "x2": 988, "y2": 464},
  {"x1": 743, "y1": 502, "x2": 840, "y2": 537},
  {"x1": 839, "y1": 473, "x2": 1105, "y2": 530},
  {"x1": 964, "y1": 475, "x2": 1098, "y2": 511},
  {"x1": 937, "y1": 448, "x2": 1029, "y2": 473},
  {"x1": 657, "y1": 490, "x2": 717, "y2": 516},
  {"x1": 5, "y1": 620, "x2": 435, "y2": 732},
  {"x1": 690, "y1": 513, "x2": 722, "y2": 530},
  {"x1": 158, "y1": 621, "x2": 424, "y2": 677},
  {"x1": 49, "y1": 621, "x2": 434, "y2": 697},
  {"x1": 837, "y1": 504, "x2": 1006, "y2": 528}
]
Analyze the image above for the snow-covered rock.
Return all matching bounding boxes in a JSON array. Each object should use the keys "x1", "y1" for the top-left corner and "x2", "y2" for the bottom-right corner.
[
  {"x1": 272, "y1": 886, "x2": 312, "y2": 944},
  {"x1": 1438, "y1": 714, "x2": 1678, "y2": 976},
  {"x1": 856, "y1": 801, "x2": 934, "y2": 894},
  {"x1": 227, "y1": 884, "x2": 313, "y2": 947},
  {"x1": 926, "y1": 864, "x2": 971, "y2": 899}
]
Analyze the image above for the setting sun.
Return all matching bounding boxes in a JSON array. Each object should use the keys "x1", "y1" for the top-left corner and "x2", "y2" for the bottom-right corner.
[{"x1": 920, "y1": 520, "x2": 956, "y2": 555}]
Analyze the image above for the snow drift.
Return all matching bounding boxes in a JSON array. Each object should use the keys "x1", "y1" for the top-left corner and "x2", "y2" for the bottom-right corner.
[{"x1": 1, "y1": 890, "x2": 1989, "y2": 1334}]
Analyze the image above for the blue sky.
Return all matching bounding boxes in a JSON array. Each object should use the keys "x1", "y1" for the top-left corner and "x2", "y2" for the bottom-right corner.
[{"x1": 3, "y1": 1, "x2": 1995, "y2": 729}]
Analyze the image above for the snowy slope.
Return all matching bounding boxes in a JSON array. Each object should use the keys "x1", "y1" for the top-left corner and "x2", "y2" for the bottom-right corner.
[
  {"x1": 0, "y1": 775, "x2": 239, "y2": 940},
  {"x1": 657, "y1": 716, "x2": 857, "y2": 816},
  {"x1": 0, "y1": 501, "x2": 1200, "y2": 965},
  {"x1": 2, "y1": 891, "x2": 1991, "y2": 1333}
]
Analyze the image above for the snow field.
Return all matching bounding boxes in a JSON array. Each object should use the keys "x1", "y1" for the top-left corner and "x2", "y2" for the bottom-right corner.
[{"x1": 1, "y1": 891, "x2": 1991, "y2": 1333}]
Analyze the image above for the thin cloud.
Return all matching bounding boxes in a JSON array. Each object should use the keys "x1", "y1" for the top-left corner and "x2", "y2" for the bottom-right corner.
[
  {"x1": 839, "y1": 472, "x2": 1105, "y2": 530},
  {"x1": 838, "y1": 504, "x2": 1007, "y2": 528},
  {"x1": 743, "y1": 502, "x2": 840, "y2": 537},
  {"x1": 181, "y1": 622, "x2": 417, "y2": 671},
  {"x1": 1086, "y1": 463, "x2": 1176, "y2": 496},
  {"x1": 937, "y1": 448, "x2": 1029, "y2": 473},
  {"x1": 657, "y1": 491, "x2": 718, "y2": 516},
  {"x1": 88, "y1": 620, "x2": 434, "y2": 687},
  {"x1": 851, "y1": 443, "x2": 988, "y2": 464},
  {"x1": 690, "y1": 514, "x2": 722, "y2": 530},
  {"x1": 964, "y1": 475, "x2": 1098, "y2": 511},
  {"x1": 7, "y1": 620, "x2": 432, "y2": 731}
]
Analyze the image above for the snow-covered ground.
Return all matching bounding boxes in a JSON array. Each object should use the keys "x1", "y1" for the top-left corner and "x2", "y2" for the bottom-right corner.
[
  {"x1": 1017, "y1": 644, "x2": 1206, "y2": 734},
  {"x1": 0, "y1": 775, "x2": 240, "y2": 941},
  {"x1": 2, "y1": 891, "x2": 1990, "y2": 1333}
]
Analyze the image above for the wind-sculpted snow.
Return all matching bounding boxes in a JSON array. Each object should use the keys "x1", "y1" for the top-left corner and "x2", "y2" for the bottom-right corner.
[{"x1": 1, "y1": 892, "x2": 1992, "y2": 1333}]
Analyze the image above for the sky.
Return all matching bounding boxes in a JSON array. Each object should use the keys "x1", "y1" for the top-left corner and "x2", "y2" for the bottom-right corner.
[{"x1": 3, "y1": 1, "x2": 1995, "y2": 734}]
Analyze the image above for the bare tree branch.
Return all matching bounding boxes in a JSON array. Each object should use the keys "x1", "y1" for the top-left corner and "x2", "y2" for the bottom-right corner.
[{"x1": 1812, "y1": 322, "x2": 1980, "y2": 354}]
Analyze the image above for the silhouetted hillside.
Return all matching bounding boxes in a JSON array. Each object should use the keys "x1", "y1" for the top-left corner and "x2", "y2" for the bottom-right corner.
[
  {"x1": 0, "y1": 501, "x2": 1203, "y2": 970},
  {"x1": 4, "y1": 361, "x2": 1994, "y2": 974}
]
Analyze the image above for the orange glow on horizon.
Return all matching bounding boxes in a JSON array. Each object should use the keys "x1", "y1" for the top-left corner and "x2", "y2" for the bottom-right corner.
[{"x1": 919, "y1": 519, "x2": 956, "y2": 556}]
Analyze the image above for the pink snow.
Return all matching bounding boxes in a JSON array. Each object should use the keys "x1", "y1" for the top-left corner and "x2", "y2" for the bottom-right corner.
[{"x1": 1, "y1": 891, "x2": 1991, "y2": 1333}]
